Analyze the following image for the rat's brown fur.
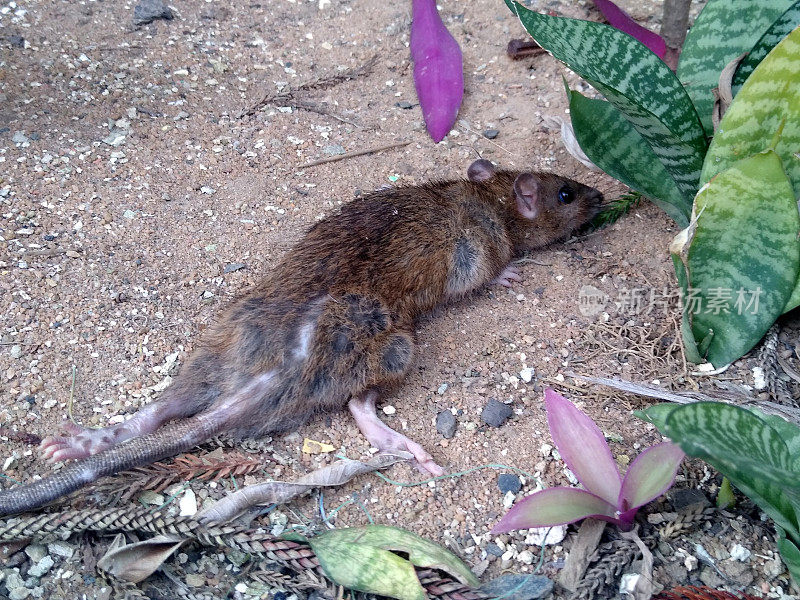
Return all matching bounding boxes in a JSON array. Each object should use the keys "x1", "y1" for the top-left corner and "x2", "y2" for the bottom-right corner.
[{"x1": 0, "y1": 166, "x2": 602, "y2": 515}]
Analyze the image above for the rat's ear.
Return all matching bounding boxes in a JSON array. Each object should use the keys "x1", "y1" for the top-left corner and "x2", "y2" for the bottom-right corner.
[
  {"x1": 513, "y1": 173, "x2": 542, "y2": 219},
  {"x1": 467, "y1": 159, "x2": 496, "y2": 182}
]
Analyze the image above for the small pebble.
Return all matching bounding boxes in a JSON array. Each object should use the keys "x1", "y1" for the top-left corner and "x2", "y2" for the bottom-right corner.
[
  {"x1": 46, "y1": 541, "x2": 74, "y2": 559},
  {"x1": 133, "y1": 0, "x2": 174, "y2": 25},
  {"x1": 483, "y1": 129, "x2": 499, "y2": 139},
  {"x1": 485, "y1": 543, "x2": 503, "y2": 557},
  {"x1": 519, "y1": 367, "x2": 533, "y2": 383},
  {"x1": 28, "y1": 556, "x2": 55, "y2": 578},
  {"x1": 12, "y1": 131, "x2": 29, "y2": 144},
  {"x1": 436, "y1": 410, "x2": 457, "y2": 438},
  {"x1": 437, "y1": 383, "x2": 448, "y2": 395},
  {"x1": 481, "y1": 398, "x2": 512, "y2": 427},
  {"x1": 223, "y1": 263, "x2": 246, "y2": 274},
  {"x1": 497, "y1": 473, "x2": 521, "y2": 494},
  {"x1": 395, "y1": 101, "x2": 415, "y2": 109},
  {"x1": 730, "y1": 543, "x2": 751, "y2": 562},
  {"x1": 382, "y1": 404, "x2": 396, "y2": 415},
  {"x1": 25, "y1": 544, "x2": 47, "y2": 563}
]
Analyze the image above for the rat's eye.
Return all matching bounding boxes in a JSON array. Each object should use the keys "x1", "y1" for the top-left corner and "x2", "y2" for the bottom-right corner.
[{"x1": 558, "y1": 185, "x2": 575, "y2": 204}]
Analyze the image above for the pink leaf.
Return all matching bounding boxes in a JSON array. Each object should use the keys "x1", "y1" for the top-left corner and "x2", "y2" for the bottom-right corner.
[
  {"x1": 410, "y1": 0, "x2": 464, "y2": 143},
  {"x1": 592, "y1": 0, "x2": 667, "y2": 59},
  {"x1": 618, "y1": 442, "x2": 684, "y2": 511},
  {"x1": 545, "y1": 389, "x2": 622, "y2": 505},
  {"x1": 491, "y1": 487, "x2": 618, "y2": 533}
]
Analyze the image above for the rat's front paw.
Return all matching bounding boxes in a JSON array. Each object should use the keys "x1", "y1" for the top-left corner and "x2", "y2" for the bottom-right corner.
[
  {"x1": 492, "y1": 265, "x2": 522, "y2": 288},
  {"x1": 40, "y1": 422, "x2": 122, "y2": 462}
]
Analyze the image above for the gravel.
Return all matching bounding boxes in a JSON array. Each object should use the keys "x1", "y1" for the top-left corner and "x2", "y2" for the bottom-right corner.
[{"x1": 481, "y1": 398, "x2": 513, "y2": 428}]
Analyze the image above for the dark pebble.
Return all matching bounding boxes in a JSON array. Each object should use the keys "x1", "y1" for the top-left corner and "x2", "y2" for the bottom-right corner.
[
  {"x1": 395, "y1": 101, "x2": 415, "y2": 109},
  {"x1": 485, "y1": 543, "x2": 503, "y2": 557},
  {"x1": 8, "y1": 35, "x2": 24, "y2": 48},
  {"x1": 498, "y1": 473, "x2": 521, "y2": 495},
  {"x1": 29, "y1": 132, "x2": 40, "y2": 141},
  {"x1": 272, "y1": 593, "x2": 287, "y2": 600},
  {"x1": 668, "y1": 488, "x2": 709, "y2": 511},
  {"x1": 133, "y1": 0, "x2": 174, "y2": 25},
  {"x1": 483, "y1": 129, "x2": 500, "y2": 139},
  {"x1": 479, "y1": 574, "x2": 554, "y2": 600},
  {"x1": 0, "y1": 127, "x2": 9, "y2": 135},
  {"x1": 223, "y1": 262, "x2": 246, "y2": 274},
  {"x1": 481, "y1": 398, "x2": 512, "y2": 427},
  {"x1": 436, "y1": 410, "x2": 457, "y2": 438}
]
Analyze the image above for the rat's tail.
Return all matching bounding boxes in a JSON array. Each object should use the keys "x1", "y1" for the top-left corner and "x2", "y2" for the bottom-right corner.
[{"x1": 0, "y1": 414, "x2": 224, "y2": 516}]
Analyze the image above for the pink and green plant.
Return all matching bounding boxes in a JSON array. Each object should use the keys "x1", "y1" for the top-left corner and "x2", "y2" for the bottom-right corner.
[{"x1": 492, "y1": 389, "x2": 684, "y2": 533}]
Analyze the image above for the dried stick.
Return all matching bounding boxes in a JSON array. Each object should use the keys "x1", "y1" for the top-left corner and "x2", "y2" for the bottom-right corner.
[{"x1": 297, "y1": 140, "x2": 411, "y2": 169}]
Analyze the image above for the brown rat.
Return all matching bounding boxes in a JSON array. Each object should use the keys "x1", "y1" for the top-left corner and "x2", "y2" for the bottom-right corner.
[{"x1": 0, "y1": 159, "x2": 603, "y2": 515}]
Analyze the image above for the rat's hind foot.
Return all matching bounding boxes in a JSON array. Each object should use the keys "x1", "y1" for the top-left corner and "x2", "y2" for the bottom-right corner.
[
  {"x1": 492, "y1": 265, "x2": 522, "y2": 288},
  {"x1": 40, "y1": 422, "x2": 125, "y2": 462},
  {"x1": 348, "y1": 392, "x2": 446, "y2": 477}
]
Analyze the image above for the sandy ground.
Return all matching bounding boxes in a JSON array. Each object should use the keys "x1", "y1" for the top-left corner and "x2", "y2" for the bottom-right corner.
[{"x1": 1, "y1": 0, "x2": 798, "y2": 598}]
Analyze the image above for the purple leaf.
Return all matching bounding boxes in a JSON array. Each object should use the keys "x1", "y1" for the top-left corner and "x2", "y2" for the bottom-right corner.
[
  {"x1": 410, "y1": 0, "x2": 464, "y2": 143},
  {"x1": 618, "y1": 442, "x2": 684, "y2": 511},
  {"x1": 545, "y1": 389, "x2": 622, "y2": 506},
  {"x1": 592, "y1": 0, "x2": 667, "y2": 59},
  {"x1": 490, "y1": 487, "x2": 618, "y2": 533}
]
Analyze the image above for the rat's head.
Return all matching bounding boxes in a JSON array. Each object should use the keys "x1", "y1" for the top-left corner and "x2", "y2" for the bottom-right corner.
[{"x1": 468, "y1": 159, "x2": 603, "y2": 252}]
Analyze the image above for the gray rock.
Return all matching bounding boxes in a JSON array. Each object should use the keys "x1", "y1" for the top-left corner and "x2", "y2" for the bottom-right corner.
[
  {"x1": 395, "y1": 101, "x2": 415, "y2": 109},
  {"x1": 323, "y1": 144, "x2": 345, "y2": 156},
  {"x1": 46, "y1": 541, "x2": 74, "y2": 560},
  {"x1": 668, "y1": 488, "x2": 709, "y2": 511},
  {"x1": 133, "y1": 0, "x2": 174, "y2": 25},
  {"x1": 24, "y1": 544, "x2": 47, "y2": 563},
  {"x1": 12, "y1": 131, "x2": 28, "y2": 144},
  {"x1": 479, "y1": 574, "x2": 553, "y2": 600},
  {"x1": 436, "y1": 410, "x2": 457, "y2": 438},
  {"x1": 481, "y1": 398, "x2": 512, "y2": 427},
  {"x1": 485, "y1": 543, "x2": 503, "y2": 557},
  {"x1": 483, "y1": 129, "x2": 500, "y2": 139},
  {"x1": 223, "y1": 263, "x2": 246, "y2": 274},
  {"x1": 9, "y1": 588, "x2": 31, "y2": 600},
  {"x1": 498, "y1": 473, "x2": 521, "y2": 495},
  {"x1": 28, "y1": 556, "x2": 54, "y2": 578}
]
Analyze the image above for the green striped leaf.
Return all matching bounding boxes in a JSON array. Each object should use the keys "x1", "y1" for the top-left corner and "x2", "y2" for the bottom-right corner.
[
  {"x1": 673, "y1": 151, "x2": 800, "y2": 367},
  {"x1": 777, "y1": 528, "x2": 800, "y2": 584},
  {"x1": 677, "y1": 0, "x2": 794, "y2": 135},
  {"x1": 505, "y1": 0, "x2": 706, "y2": 202},
  {"x1": 663, "y1": 402, "x2": 800, "y2": 537},
  {"x1": 700, "y1": 26, "x2": 800, "y2": 312},
  {"x1": 732, "y1": 2, "x2": 800, "y2": 92},
  {"x1": 568, "y1": 88, "x2": 690, "y2": 226},
  {"x1": 701, "y1": 26, "x2": 800, "y2": 196}
]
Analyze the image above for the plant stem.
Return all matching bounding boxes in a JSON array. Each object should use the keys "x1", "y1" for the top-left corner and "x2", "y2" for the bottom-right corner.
[{"x1": 661, "y1": 0, "x2": 691, "y2": 69}]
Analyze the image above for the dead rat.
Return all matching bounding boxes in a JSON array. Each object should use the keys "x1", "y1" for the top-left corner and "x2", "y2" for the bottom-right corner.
[{"x1": 0, "y1": 158, "x2": 603, "y2": 515}]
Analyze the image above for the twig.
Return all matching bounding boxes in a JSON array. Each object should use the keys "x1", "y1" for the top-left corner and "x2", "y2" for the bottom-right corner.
[
  {"x1": 297, "y1": 140, "x2": 411, "y2": 169},
  {"x1": 240, "y1": 55, "x2": 378, "y2": 118}
]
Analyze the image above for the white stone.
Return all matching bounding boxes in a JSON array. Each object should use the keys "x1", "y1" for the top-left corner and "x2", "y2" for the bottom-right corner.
[
  {"x1": 179, "y1": 489, "x2": 198, "y2": 516},
  {"x1": 730, "y1": 543, "x2": 751, "y2": 562}
]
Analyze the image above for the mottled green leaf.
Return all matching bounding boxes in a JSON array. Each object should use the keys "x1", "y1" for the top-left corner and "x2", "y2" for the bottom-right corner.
[
  {"x1": 505, "y1": 0, "x2": 706, "y2": 202},
  {"x1": 748, "y1": 408, "x2": 800, "y2": 472},
  {"x1": 309, "y1": 529, "x2": 425, "y2": 600},
  {"x1": 777, "y1": 526, "x2": 800, "y2": 584},
  {"x1": 677, "y1": 0, "x2": 794, "y2": 134},
  {"x1": 674, "y1": 151, "x2": 799, "y2": 367},
  {"x1": 701, "y1": 26, "x2": 800, "y2": 201},
  {"x1": 732, "y1": 2, "x2": 800, "y2": 92},
  {"x1": 567, "y1": 88, "x2": 690, "y2": 226},
  {"x1": 634, "y1": 403, "x2": 680, "y2": 432},
  {"x1": 663, "y1": 402, "x2": 800, "y2": 536},
  {"x1": 315, "y1": 525, "x2": 479, "y2": 587}
]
